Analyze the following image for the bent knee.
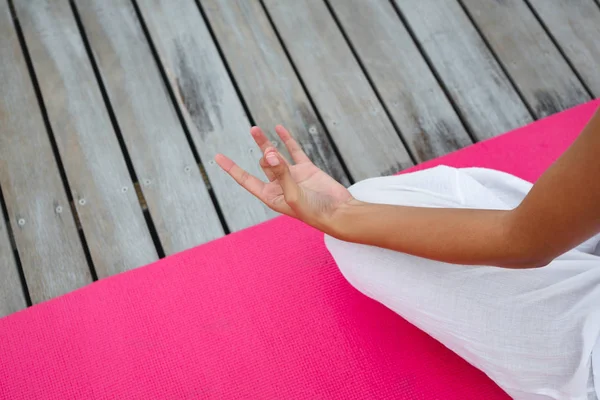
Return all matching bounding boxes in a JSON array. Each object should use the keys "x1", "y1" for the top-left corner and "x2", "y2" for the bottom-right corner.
[
  {"x1": 324, "y1": 233, "x2": 376, "y2": 293},
  {"x1": 324, "y1": 233, "x2": 414, "y2": 290},
  {"x1": 347, "y1": 166, "x2": 464, "y2": 208},
  {"x1": 346, "y1": 177, "x2": 392, "y2": 204}
]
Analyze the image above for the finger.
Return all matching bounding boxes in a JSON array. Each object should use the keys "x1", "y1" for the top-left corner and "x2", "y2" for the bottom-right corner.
[
  {"x1": 259, "y1": 156, "x2": 277, "y2": 181},
  {"x1": 250, "y1": 126, "x2": 274, "y2": 153},
  {"x1": 250, "y1": 126, "x2": 290, "y2": 165},
  {"x1": 264, "y1": 150, "x2": 302, "y2": 208},
  {"x1": 275, "y1": 125, "x2": 310, "y2": 164},
  {"x1": 215, "y1": 154, "x2": 265, "y2": 198},
  {"x1": 251, "y1": 126, "x2": 287, "y2": 181},
  {"x1": 261, "y1": 145, "x2": 286, "y2": 178}
]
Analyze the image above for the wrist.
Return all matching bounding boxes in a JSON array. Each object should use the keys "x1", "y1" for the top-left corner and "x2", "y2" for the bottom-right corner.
[{"x1": 323, "y1": 198, "x2": 367, "y2": 241}]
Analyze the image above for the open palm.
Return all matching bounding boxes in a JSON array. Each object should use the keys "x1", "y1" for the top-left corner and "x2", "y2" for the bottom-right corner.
[{"x1": 215, "y1": 125, "x2": 353, "y2": 227}]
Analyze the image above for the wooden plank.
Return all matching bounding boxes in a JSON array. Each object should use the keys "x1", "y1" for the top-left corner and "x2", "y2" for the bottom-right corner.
[
  {"x1": 15, "y1": 0, "x2": 158, "y2": 278},
  {"x1": 528, "y1": 0, "x2": 600, "y2": 97},
  {"x1": 262, "y1": 0, "x2": 413, "y2": 180},
  {"x1": 74, "y1": 0, "x2": 224, "y2": 254},
  {"x1": 200, "y1": 0, "x2": 349, "y2": 184},
  {"x1": 135, "y1": 0, "x2": 277, "y2": 232},
  {"x1": 0, "y1": 2, "x2": 92, "y2": 303},
  {"x1": 328, "y1": 0, "x2": 472, "y2": 161},
  {"x1": 0, "y1": 200, "x2": 27, "y2": 317},
  {"x1": 393, "y1": 0, "x2": 532, "y2": 140},
  {"x1": 461, "y1": 0, "x2": 590, "y2": 118}
]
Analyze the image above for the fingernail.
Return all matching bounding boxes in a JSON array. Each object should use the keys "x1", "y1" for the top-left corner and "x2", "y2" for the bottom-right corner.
[{"x1": 266, "y1": 154, "x2": 280, "y2": 166}]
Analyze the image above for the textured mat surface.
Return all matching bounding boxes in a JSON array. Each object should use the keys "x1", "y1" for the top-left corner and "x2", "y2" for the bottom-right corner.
[{"x1": 0, "y1": 100, "x2": 598, "y2": 399}]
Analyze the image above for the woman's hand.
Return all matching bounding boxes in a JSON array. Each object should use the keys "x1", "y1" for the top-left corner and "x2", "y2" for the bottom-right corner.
[{"x1": 215, "y1": 125, "x2": 354, "y2": 232}]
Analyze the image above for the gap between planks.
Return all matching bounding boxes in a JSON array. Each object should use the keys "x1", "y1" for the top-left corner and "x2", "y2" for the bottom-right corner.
[
  {"x1": 458, "y1": 0, "x2": 590, "y2": 118},
  {"x1": 7, "y1": 0, "x2": 99, "y2": 283},
  {"x1": 522, "y1": 0, "x2": 594, "y2": 100},
  {"x1": 326, "y1": 0, "x2": 474, "y2": 162},
  {"x1": 73, "y1": 0, "x2": 225, "y2": 253},
  {"x1": 69, "y1": 0, "x2": 167, "y2": 257},
  {"x1": 261, "y1": 0, "x2": 414, "y2": 180},
  {"x1": 322, "y1": 0, "x2": 417, "y2": 164},
  {"x1": 197, "y1": 0, "x2": 352, "y2": 185},
  {"x1": 129, "y1": 0, "x2": 235, "y2": 234}
]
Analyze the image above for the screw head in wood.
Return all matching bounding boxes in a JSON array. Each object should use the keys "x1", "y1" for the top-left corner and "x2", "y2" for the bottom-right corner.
[{"x1": 17, "y1": 218, "x2": 25, "y2": 226}]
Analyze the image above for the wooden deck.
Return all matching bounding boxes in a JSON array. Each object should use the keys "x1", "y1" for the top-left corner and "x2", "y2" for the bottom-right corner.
[{"x1": 1, "y1": 0, "x2": 599, "y2": 316}]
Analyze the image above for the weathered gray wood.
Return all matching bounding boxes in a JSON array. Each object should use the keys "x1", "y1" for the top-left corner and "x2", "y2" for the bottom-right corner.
[
  {"x1": 263, "y1": 0, "x2": 413, "y2": 180},
  {"x1": 0, "y1": 2, "x2": 92, "y2": 303},
  {"x1": 461, "y1": 0, "x2": 590, "y2": 118},
  {"x1": 135, "y1": 0, "x2": 277, "y2": 232},
  {"x1": 75, "y1": 0, "x2": 224, "y2": 253},
  {"x1": 15, "y1": 0, "x2": 158, "y2": 278},
  {"x1": 394, "y1": 0, "x2": 532, "y2": 140},
  {"x1": 328, "y1": 0, "x2": 472, "y2": 161},
  {"x1": 529, "y1": 0, "x2": 600, "y2": 97},
  {"x1": 0, "y1": 201, "x2": 27, "y2": 317},
  {"x1": 200, "y1": 0, "x2": 349, "y2": 184}
]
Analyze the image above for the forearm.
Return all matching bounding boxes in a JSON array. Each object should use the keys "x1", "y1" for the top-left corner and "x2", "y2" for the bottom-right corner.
[
  {"x1": 328, "y1": 202, "x2": 539, "y2": 268},
  {"x1": 324, "y1": 107, "x2": 600, "y2": 269}
]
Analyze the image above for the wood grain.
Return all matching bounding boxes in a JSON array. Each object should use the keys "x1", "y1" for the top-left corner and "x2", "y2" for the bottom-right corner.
[
  {"x1": 263, "y1": 0, "x2": 413, "y2": 180},
  {"x1": 135, "y1": 0, "x2": 277, "y2": 232},
  {"x1": 75, "y1": 0, "x2": 224, "y2": 254},
  {"x1": 0, "y1": 1, "x2": 92, "y2": 303},
  {"x1": 15, "y1": 0, "x2": 158, "y2": 278},
  {"x1": 394, "y1": 0, "x2": 532, "y2": 140},
  {"x1": 201, "y1": 0, "x2": 349, "y2": 184},
  {"x1": 328, "y1": 0, "x2": 472, "y2": 161},
  {"x1": 461, "y1": 0, "x2": 590, "y2": 117},
  {"x1": 0, "y1": 199, "x2": 27, "y2": 317},
  {"x1": 529, "y1": 0, "x2": 600, "y2": 97}
]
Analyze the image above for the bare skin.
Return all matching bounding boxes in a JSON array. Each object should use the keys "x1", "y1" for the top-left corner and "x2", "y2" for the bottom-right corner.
[{"x1": 216, "y1": 108, "x2": 600, "y2": 269}]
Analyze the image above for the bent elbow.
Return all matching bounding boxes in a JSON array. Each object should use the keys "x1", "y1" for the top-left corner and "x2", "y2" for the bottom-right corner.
[
  {"x1": 506, "y1": 242, "x2": 555, "y2": 269},
  {"x1": 498, "y1": 256, "x2": 552, "y2": 269},
  {"x1": 502, "y1": 212, "x2": 555, "y2": 269},
  {"x1": 519, "y1": 258, "x2": 552, "y2": 269}
]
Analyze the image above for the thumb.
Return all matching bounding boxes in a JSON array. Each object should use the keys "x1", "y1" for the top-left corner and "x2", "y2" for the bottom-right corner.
[{"x1": 265, "y1": 150, "x2": 302, "y2": 207}]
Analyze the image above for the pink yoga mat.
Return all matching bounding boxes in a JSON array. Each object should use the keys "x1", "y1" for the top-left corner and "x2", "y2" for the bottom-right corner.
[{"x1": 1, "y1": 100, "x2": 598, "y2": 399}]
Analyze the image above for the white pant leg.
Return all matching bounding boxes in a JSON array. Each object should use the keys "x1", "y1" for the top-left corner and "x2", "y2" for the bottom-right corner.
[{"x1": 325, "y1": 166, "x2": 600, "y2": 400}]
